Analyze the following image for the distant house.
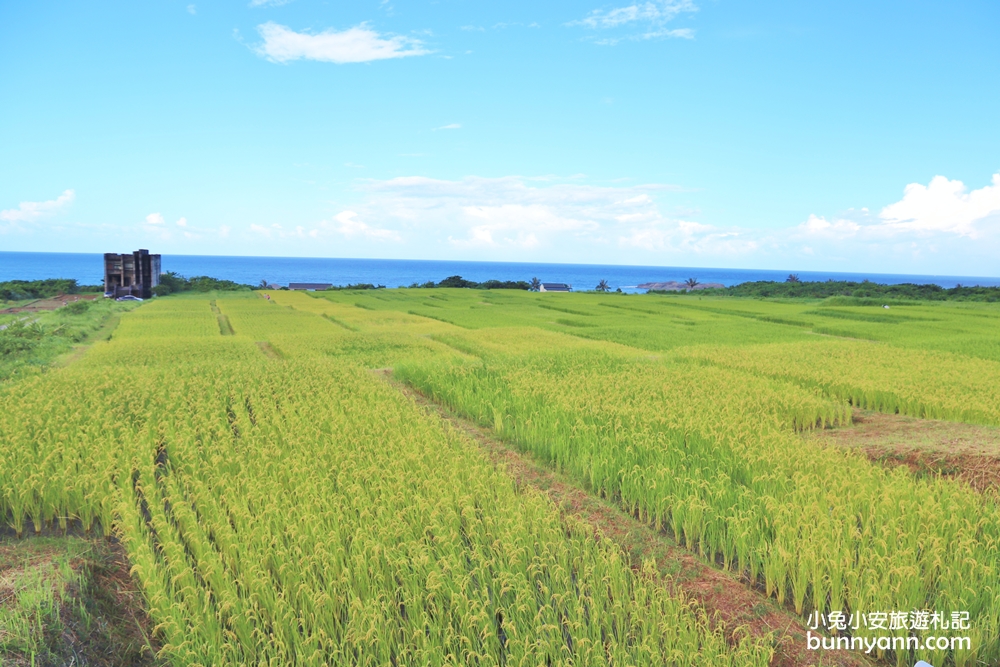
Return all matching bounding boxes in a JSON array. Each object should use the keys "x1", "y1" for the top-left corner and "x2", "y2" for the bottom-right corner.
[
  {"x1": 266, "y1": 283, "x2": 282, "y2": 290},
  {"x1": 539, "y1": 283, "x2": 572, "y2": 292},
  {"x1": 288, "y1": 283, "x2": 332, "y2": 291}
]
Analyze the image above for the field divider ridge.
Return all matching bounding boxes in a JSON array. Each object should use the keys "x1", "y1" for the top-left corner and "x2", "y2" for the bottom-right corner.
[{"x1": 375, "y1": 368, "x2": 874, "y2": 667}]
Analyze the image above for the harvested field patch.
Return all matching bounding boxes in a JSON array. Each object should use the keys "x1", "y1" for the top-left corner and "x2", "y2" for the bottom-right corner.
[
  {"x1": 808, "y1": 409, "x2": 1000, "y2": 492},
  {"x1": 0, "y1": 294, "x2": 99, "y2": 315}
]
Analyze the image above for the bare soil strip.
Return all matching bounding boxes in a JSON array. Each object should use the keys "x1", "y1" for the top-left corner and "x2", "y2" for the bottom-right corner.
[
  {"x1": 0, "y1": 294, "x2": 99, "y2": 315},
  {"x1": 379, "y1": 371, "x2": 872, "y2": 667},
  {"x1": 808, "y1": 409, "x2": 1000, "y2": 493}
]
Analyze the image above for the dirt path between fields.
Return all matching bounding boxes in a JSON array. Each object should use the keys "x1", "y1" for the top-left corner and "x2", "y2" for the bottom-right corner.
[
  {"x1": 377, "y1": 370, "x2": 873, "y2": 667},
  {"x1": 808, "y1": 409, "x2": 1000, "y2": 494}
]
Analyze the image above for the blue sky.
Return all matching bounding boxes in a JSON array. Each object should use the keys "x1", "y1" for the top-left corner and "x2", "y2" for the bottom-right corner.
[{"x1": 2, "y1": 1, "x2": 999, "y2": 276}]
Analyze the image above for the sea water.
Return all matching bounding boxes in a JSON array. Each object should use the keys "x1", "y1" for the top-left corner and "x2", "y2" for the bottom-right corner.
[{"x1": 1, "y1": 252, "x2": 998, "y2": 293}]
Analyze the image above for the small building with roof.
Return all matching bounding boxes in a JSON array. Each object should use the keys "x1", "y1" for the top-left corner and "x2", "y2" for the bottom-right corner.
[{"x1": 539, "y1": 283, "x2": 572, "y2": 292}]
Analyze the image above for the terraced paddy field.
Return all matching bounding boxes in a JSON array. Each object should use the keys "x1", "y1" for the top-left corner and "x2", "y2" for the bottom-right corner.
[{"x1": 2, "y1": 288, "x2": 999, "y2": 666}]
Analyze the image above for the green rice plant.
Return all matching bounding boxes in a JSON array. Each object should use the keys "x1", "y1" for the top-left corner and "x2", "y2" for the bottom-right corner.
[
  {"x1": 681, "y1": 339, "x2": 1000, "y2": 426},
  {"x1": 395, "y1": 328, "x2": 1000, "y2": 666},
  {"x1": 0, "y1": 295, "x2": 770, "y2": 667}
]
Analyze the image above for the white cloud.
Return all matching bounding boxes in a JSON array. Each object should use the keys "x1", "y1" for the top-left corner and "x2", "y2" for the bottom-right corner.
[
  {"x1": 138, "y1": 213, "x2": 218, "y2": 243},
  {"x1": 335, "y1": 171, "x2": 1000, "y2": 272},
  {"x1": 453, "y1": 204, "x2": 594, "y2": 248},
  {"x1": 795, "y1": 214, "x2": 862, "y2": 238},
  {"x1": 324, "y1": 210, "x2": 402, "y2": 241},
  {"x1": 574, "y1": 0, "x2": 696, "y2": 27},
  {"x1": 187, "y1": 4, "x2": 196, "y2": 15},
  {"x1": 250, "y1": 223, "x2": 272, "y2": 237},
  {"x1": 255, "y1": 22, "x2": 430, "y2": 64},
  {"x1": 793, "y1": 174, "x2": 1000, "y2": 243},
  {"x1": 620, "y1": 194, "x2": 652, "y2": 205},
  {"x1": 250, "y1": 0, "x2": 292, "y2": 6},
  {"x1": 348, "y1": 175, "x2": 679, "y2": 251},
  {"x1": 572, "y1": 0, "x2": 697, "y2": 42},
  {"x1": 643, "y1": 27, "x2": 693, "y2": 39},
  {"x1": 435, "y1": 123, "x2": 461, "y2": 130},
  {"x1": 878, "y1": 174, "x2": 1000, "y2": 238},
  {"x1": 618, "y1": 219, "x2": 757, "y2": 256},
  {"x1": 0, "y1": 189, "x2": 75, "y2": 223}
]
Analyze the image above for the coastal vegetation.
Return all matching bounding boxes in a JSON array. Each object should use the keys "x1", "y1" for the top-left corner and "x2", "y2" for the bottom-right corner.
[
  {"x1": 407, "y1": 275, "x2": 531, "y2": 290},
  {"x1": 675, "y1": 279, "x2": 1000, "y2": 301},
  {"x1": 151, "y1": 271, "x2": 251, "y2": 296},
  {"x1": 0, "y1": 278, "x2": 102, "y2": 302},
  {"x1": 1, "y1": 285, "x2": 998, "y2": 666}
]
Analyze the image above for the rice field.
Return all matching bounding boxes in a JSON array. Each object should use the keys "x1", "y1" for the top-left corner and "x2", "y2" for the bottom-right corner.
[{"x1": 2, "y1": 287, "x2": 998, "y2": 666}]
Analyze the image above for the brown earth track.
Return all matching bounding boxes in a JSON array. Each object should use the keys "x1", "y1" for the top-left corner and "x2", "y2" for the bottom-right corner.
[
  {"x1": 0, "y1": 294, "x2": 99, "y2": 315},
  {"x1": 377, "y1": 370, "x2": 873, "y2": 667}
]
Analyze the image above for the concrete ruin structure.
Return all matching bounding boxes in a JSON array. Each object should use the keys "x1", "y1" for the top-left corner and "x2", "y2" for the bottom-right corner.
[{"x1": 104, "y1": 249, "x2": 161, "y2": 299}]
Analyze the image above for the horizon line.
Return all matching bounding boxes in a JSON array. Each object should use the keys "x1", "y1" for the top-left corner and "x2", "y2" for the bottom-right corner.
[{"x1": 1, "y1": 250, "x2": 999, "y2": 282}]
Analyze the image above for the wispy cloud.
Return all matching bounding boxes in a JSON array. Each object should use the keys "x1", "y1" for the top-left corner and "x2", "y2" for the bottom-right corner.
[
  {"x1": 322, "y1": 211, "x2": 402, "y2": 241},
  {"x1": 334, "y1": 172, "x2": 1000, "y2": 272},
  {"x1": 0, "y1": 190, "x2": 76, "y2": 229},
  {"x1": 575, "y1": 0, "x2": 695, "y2": 28},
  {"x1": 350, "y1": 175, "x2": 679, "y2": 251},
  {"x1": 249, "y1": 0, "x2": 292, "y2": 7},
  {"x1": 493, "y1": 22, "x2": 541, "y2": 29},
  {"x1": 187, "y1": 5, "x2": 197, "y2": 15},
  {"x1": 434, "y1": 123, "x2": 461, "y2": 130},
  {"x1": 246, "y1": 211, "x2": 401, "y2": 243},
  {"x1": 255, "y1": 22, "x2": 430, "y2": 64},
  {"x1": 139, "y1": 213, "x2": 216, "y2": 242},
  {"x1": 0, "y1": 189, "x2": 75, "y2": 223},
  {"x1": 571, "y1": 0, "x2": 697, "y2": 43}
]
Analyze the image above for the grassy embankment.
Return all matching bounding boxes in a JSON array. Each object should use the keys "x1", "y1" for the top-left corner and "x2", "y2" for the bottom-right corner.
[{"x1": 0, "y1": 297, "x2": 139, "y2": 382}]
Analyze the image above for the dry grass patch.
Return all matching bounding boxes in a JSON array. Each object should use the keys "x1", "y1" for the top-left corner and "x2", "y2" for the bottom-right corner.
[
  {"x1": 808, "y1": 409, "x2": 1000, "y2": 493},
  {"x1": 0, "y1": 533, "x2": 161, "y2": 667}
]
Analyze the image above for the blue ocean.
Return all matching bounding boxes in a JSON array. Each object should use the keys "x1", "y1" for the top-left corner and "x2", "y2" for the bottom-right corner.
[{"x1": 2, "y1": 252, "x2": 998, "y2": 293}]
